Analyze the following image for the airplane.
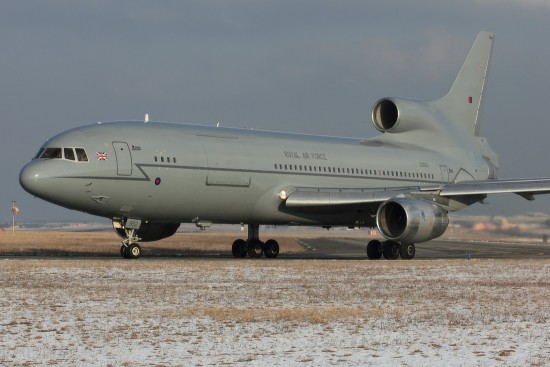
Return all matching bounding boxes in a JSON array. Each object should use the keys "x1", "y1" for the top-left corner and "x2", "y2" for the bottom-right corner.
[{"x1": 19, "y1": 31, "x2": 550, "y2": 260}]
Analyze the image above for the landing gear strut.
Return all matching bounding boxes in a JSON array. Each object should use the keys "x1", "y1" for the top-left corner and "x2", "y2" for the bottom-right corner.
[{"x1": 231, "y1": 224, "x2": 279, "y2": 259}]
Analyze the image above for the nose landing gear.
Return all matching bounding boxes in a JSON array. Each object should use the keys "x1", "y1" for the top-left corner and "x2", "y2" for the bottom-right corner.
[
  {"x1": 114, "y1": 218, "x2": 143, "y2": 259},
  {"x1": 120, "y1": 229, "x2": 142, "y2": 259}
]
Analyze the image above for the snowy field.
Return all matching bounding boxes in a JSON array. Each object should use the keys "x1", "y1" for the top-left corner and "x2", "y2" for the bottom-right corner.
[{"x1": 1, "y1": 258, "x2": 548, "y2": 366}]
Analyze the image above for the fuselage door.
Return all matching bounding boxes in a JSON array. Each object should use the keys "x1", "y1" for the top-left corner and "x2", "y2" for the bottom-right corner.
[{"x1": 113, "y1": 142, "x2": 132, "y2": 176}]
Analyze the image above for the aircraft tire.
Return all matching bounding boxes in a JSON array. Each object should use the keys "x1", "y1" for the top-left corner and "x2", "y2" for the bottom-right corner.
[
  {"x1": 120, "y1": 245, "x2": 128, "y2": 258},
  {"x1": 399, "y1": 243, "x2": 415, "y2": 260},
  {"x1": 382, "y1": 241, "x2": 400, "y2": 260},
  {"x1": 264, "y1": 239, "x2": 280, "y2": 258},
  {"x1": 366, "y1": 240, "x2": 383, "y2": 260},
  {"x1": 247, "y1": 239, "x2": 264, "y2": 258},
  {"x1": 127, "y1": 243, "x2": 142, "y2": 259},
  {"x1": 232, "y1": 239, "x2": 248, "y2": 258}
]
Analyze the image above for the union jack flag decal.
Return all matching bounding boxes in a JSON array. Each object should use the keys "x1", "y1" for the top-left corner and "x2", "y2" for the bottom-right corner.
[{"x1": 96, "y1": 152, "x2": 108, "y2": 160}]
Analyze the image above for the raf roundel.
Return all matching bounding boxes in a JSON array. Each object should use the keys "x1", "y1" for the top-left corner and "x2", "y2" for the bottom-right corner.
[{"x1": 155, "y1": 177, "x2": 161, "y2": 186}]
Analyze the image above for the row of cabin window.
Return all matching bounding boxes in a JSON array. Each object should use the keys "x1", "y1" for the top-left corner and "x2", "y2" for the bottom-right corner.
[
  {"x1": 274, "y1": 163, "x2": 435, "y2": 180},
  {"x1": 154, "y1": 156, "x2": 177, "y2": 164}
]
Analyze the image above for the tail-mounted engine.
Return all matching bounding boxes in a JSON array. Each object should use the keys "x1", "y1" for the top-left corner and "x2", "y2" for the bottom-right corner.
[
  {"x1": 371, "y1": 98, "x2": 439, "y2": 134},
  {"x1": 376, "y1": 198, "x2": 449, "y2": 243}
]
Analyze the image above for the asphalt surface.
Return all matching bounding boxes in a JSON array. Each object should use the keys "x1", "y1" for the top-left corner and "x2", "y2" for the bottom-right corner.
[{"x1": 282, "y1": 237, "x2": 550, "y2": 260}]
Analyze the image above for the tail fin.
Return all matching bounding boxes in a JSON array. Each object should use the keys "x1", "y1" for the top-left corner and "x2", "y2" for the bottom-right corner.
[{"x1": 434, "y1": 31, "x2": 494, "y2": 136}]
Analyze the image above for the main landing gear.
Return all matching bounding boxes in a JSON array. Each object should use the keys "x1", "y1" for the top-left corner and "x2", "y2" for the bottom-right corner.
[
  {"x1": 366, "y1": 239, "x2": 415, "y2": 260},
  {"x1": 231, "y1": 224, "x2": 280, "y2": 259}
]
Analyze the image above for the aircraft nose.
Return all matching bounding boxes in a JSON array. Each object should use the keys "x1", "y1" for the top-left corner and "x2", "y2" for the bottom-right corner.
[{"x1": 19, "y1": 161, "x2": 46, "y2": 197}]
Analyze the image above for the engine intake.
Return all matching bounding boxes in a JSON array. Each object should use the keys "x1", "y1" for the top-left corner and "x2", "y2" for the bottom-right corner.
[
  {"x1": 371, "y1": 98, "x2": 437, "y2": 133},
  {"x1": 376, "y1": 198, "x2": 448, "y2": 243}
]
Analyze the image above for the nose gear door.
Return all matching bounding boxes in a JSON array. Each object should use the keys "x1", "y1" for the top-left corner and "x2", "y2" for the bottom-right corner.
[{"x1": 113, "y1": 142, "x2": 132, "y2": 176}]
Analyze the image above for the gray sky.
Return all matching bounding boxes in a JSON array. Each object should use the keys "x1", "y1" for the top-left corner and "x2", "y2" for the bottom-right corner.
[{"x1": 2, "y1": 0, "x2": 550, "y2": 223}]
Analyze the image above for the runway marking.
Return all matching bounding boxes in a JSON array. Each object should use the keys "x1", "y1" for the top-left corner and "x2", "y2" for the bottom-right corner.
[{"x1": 295, "y1": 239, "x2": 317, "y2": 252}]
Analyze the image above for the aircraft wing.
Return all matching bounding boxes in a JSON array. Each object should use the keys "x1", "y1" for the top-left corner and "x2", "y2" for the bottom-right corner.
[
  {"x1": 283, "y1": 178, "x2": 550, "y2": 208},
  {"x1": 433, "y1": 178, "x2": 550, "y2": 201}
]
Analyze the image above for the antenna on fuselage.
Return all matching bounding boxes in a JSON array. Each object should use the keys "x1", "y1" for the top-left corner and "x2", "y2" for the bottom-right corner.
[{"x1": 144, "y1": 114, "x2": 149, "y2": 123}]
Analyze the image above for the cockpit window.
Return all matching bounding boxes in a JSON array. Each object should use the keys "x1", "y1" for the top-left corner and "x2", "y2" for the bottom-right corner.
[
  {"x1": 37, "y1": 147, "x2": 89, "y2": 162},
  {"x1": 64, "y1": 148, "x2": 76, "y2": 161},
  {"x1": 75, "y1": 148, "x2": 88, "y2": 162},
  {"x1": 40, "y1": 148, "x2": 62, "y2": 159}
]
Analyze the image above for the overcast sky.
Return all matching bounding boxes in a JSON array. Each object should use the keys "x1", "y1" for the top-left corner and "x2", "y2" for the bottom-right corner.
[{"x1": 2, "y1": 0, "x2": 550, "y2": 223}]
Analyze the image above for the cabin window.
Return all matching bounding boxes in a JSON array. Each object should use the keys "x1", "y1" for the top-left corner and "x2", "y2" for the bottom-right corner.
[
  {"x1": 161, "y1": 157, "x2": 164, "y2": 163},
  {"x1": 167, "y1": 157, "x2": 171, "y2": 163},
  {"x1": 173, "y1": 157, "x2": 176, "y2": 163}
]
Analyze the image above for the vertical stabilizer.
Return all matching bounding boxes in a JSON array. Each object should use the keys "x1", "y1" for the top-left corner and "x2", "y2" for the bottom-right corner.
[{"x1": 434, "y1": 31, "x2": 494, "y2": 136}]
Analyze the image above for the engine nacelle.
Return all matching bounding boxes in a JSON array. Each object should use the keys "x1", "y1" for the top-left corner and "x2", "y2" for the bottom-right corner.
[
  {"x1": 114, "y1": 222, "x2": 180, "y2": 242},
  {"x1": 371, "y1": 98, "x2": 437, "y2": 133},
  {"x1": 376, "y1": 198, "x2": 449, "y2": 243}
]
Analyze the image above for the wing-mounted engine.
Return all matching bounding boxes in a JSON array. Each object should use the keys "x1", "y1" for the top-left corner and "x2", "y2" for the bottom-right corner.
[
  {"x1": 371, "y1": 98, "x2": 441, "y2": 134},
  {"x1": 114, "y1": 221, "x2": 180, "y2": 242},
  {"x1": 376, "y1": 198, "x2": 448, "y2": 243}
]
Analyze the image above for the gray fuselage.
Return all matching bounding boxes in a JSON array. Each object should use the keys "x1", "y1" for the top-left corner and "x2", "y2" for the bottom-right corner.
[{"x1": 20, "y1": 121, "x2": 492, "y2": 227}]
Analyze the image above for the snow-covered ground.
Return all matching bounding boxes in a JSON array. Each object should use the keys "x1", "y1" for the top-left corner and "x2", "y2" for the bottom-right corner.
[{"x1": 1, "y1": 259, "x2": 548, "y2": 366}]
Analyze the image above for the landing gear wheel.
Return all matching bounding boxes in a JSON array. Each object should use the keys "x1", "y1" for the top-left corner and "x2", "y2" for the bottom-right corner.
[
  {"x1": 127, "y1": 243, "x2": 142, "y2": 259},
  {"x1": 120, "y1": 245, "x2": 128, "y2": 258},
  {"x1": 247, "y1": 239, "x2": 264, "y2": 258},
  {"x1": 366, "y1": 240, "x2": 383, "y2": 260},
  {"x1": 399, "y1": 243, "x2": 415, "y2": 260},
  {"x1": 263, "y1": 239, "x2": 280, "y2": 259},
  {"x1": 382, "y1": 241, "x2": 400, "y2": 260},
  {"x1": 232, "y1": 239, "x2": 248, "y2": 258}
]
